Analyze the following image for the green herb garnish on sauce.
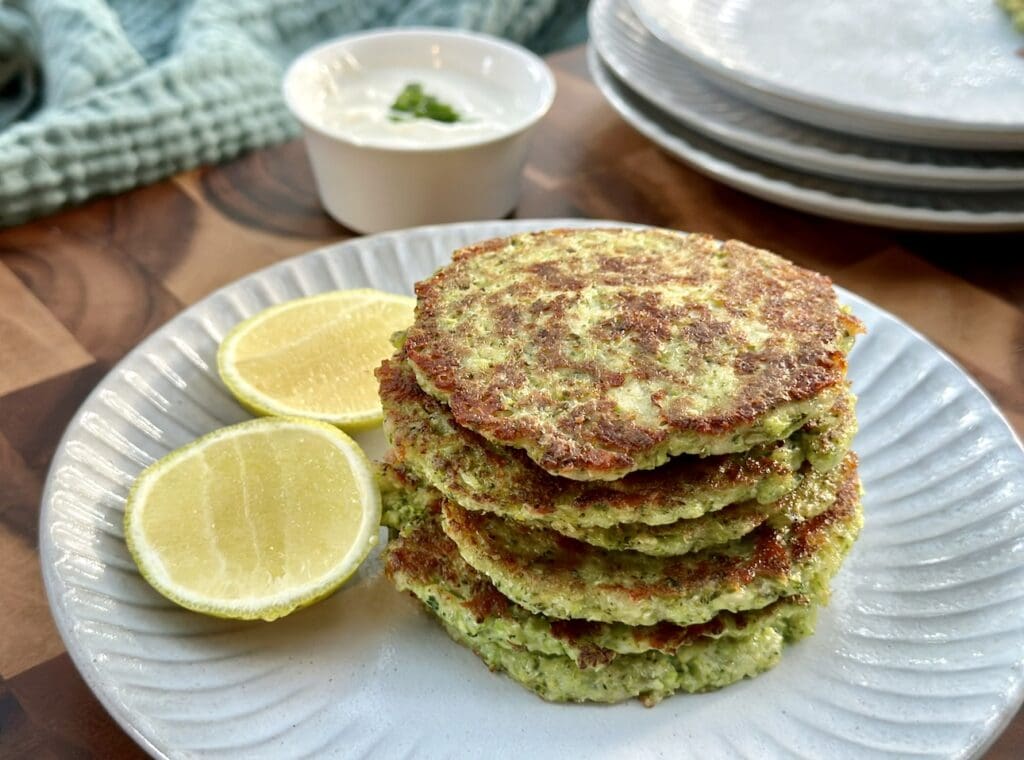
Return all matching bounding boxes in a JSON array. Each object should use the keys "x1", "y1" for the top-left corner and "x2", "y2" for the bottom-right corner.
[
  {"x1": 390, "y1": 83, "x2": 462, "y2": 123},
  {"x1": 998, "y1": 0, "x2": 1024, "y2": 32}
]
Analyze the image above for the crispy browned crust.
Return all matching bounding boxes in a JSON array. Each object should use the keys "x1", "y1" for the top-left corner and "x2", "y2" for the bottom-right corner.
[
  {"x1": 546, "y1": 615, "x2": 727, "y2": 656},
  {"x1": 440, "y1": 455, "x2": 860, "y2": 608},
  {"x1": 404, "y1": 228, "x2": 859, "y2": 478},
  {"x1": 377, "y1": 352, "x2": 804, "y2": 526},
  {"x1": 383, "y1": 494, "x2": 512, "y2": 625},
  {"x1": 382, "y1": 494, "x2": 809, "y2": 661}
]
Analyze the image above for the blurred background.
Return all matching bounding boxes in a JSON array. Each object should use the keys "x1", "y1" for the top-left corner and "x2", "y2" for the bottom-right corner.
[{"x1": 0, "y1": 0, "x2": 588, "y2": 226}]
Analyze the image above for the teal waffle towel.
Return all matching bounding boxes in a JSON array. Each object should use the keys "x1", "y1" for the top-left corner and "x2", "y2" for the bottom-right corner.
[{"x1": 0, "y1": 0, "x2": 586, "y2": 226}]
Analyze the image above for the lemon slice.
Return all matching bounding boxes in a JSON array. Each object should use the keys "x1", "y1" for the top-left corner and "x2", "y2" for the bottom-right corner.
[
  {"x1": 217, "y1": 289, "x2": 415, "y2": 430},
  {"x1": 124, "y1": 417, "x2": 381, "y2": 621}
]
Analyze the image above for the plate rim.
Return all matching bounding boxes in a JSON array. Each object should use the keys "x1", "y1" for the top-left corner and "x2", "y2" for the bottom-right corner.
[
  {"x1": 590, "y1": 0, "x2": 1024, "y2": 190},
  {"x1": 588, "y1": 45, "x2": 1024, "y2": 232},
  {"x1": 37, "y1": 218, "x2": 636, "y2": 760},
  {"x1": 39, "y1": 218, "x2": 1024, "y2": 759},
  {"x1": 627, "y1": 0, "x2": 1024, "y2": 150}
]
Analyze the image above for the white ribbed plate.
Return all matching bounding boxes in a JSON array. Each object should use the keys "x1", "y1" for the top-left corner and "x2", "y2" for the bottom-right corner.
[
  {"x1": 629, "y1": 0, "x2": 1024, "y2": 149},
  {"x1": 591, "y1": 0, "x2": 1024, "y2": 191},
  {"x1": 41, "y1": 220, "x2": 1024, "y2": 759},
  {"x1": 589, "y1": 47, "x2": 1024, "y2": 232}
]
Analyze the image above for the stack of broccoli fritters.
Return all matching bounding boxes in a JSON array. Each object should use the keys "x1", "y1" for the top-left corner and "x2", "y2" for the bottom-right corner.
[{"x1": 379, "y1": 228, "x2": 863, "y2": 705}]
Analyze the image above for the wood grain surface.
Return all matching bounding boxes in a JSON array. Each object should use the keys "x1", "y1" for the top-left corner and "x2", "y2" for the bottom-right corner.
[{"x1": 1, "y1": 45, "x2": 1022, "y2": 758}]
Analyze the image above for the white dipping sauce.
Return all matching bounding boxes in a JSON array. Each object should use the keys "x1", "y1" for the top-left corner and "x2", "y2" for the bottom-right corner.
[{"x1": 294, "y1": 66, "x2": 515, "y2": 149}]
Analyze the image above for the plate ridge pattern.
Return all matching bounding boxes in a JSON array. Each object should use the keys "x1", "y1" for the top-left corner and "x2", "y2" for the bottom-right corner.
[{"x1": 39, "y1": 220, "x2": 1024, "y2": 759}]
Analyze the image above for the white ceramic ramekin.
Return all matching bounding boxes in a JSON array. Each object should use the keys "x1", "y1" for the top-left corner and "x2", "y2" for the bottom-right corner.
[{"x1": 282, "y1": 28, "x2": 556, "y2": 234}]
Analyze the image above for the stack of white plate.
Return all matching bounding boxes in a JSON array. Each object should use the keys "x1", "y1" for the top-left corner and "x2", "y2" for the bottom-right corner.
[{"x1": 589, "y1": 0, "x2": 1024, "y2": 230}]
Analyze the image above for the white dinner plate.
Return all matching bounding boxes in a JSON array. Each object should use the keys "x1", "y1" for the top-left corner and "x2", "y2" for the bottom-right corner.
[
  {"x1": 589, "y1": 47, "x2": 1024, "y2": 231},
  {"x1": 628, "y1": 0, "x2": 1024, "y2": 149},
  {"x1": 591, "y1": 0, "x2": 1024, "y2": 191},
  {"x1": 41, "y1": 220, "x2": 1024, "y2": 759}
]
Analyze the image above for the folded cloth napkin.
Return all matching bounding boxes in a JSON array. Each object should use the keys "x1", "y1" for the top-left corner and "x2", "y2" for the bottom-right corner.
[{"x1": 0, "y1": 0, "x2": 586, "y2": 227}]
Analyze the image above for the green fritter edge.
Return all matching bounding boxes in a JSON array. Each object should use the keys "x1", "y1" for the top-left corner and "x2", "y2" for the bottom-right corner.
[
  {"x1": 383, "y1": 508, "x2": 818, "y2": 704},
  {"x1": 379, "y1": 352, "x2": 857, "y2": 531},
  {"x1": 437, "y1": 609, "x2": 813, "y2": 706},
  {"x1": 381, "y1": 452, "x2": 856, "y2": 557},
  {"x1": 439, "y1": 466, "x2": 863, "y2": 626}
]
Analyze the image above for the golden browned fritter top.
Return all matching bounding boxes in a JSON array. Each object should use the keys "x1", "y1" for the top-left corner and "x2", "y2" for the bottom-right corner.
[{"x1": 404, "y1": 228, "x2": 861, "y2": 480}]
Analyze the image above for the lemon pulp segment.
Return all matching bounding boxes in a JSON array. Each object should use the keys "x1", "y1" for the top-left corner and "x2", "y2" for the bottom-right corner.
[
  {"x1": 125, "y1": 417, "x2": 380, "y2": 620},
  {"x1": 218, "y1": 289, "x2": 415, "y2": 428}
]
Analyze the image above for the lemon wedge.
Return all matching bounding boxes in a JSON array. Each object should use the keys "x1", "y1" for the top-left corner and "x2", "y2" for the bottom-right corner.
[
  {"x1": 217, "y1": 289, "x2": 415, "y2": 430},
  {"x1": 124, "y1": 417, "x2": 381, "y2": 621}
]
